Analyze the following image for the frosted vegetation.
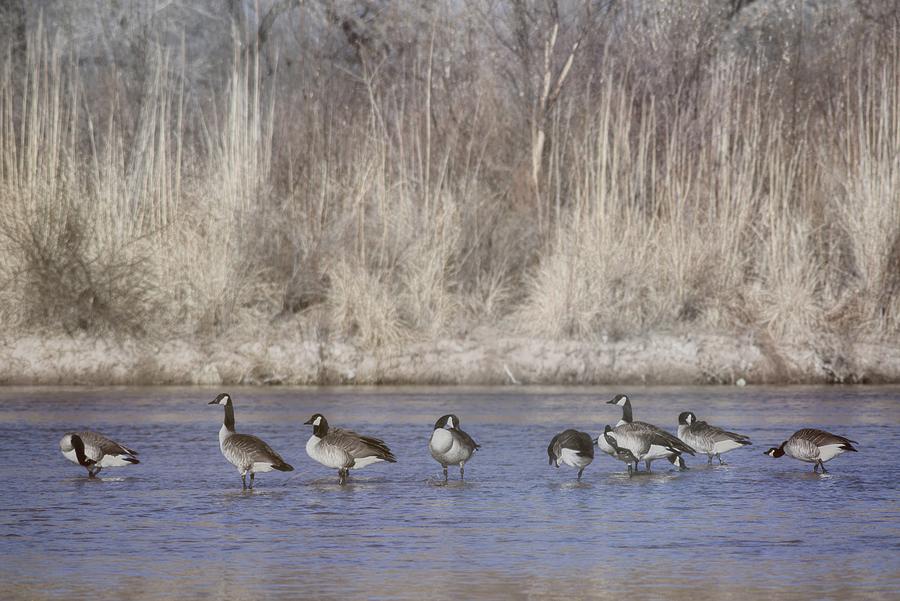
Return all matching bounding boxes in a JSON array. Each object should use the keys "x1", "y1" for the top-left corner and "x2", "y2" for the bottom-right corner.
[{"x1": 0, "y1": 0, "x2": 898, "y2": 353}]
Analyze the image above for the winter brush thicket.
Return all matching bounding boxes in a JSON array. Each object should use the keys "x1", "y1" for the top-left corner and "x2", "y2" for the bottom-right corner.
[{"x1": 0, "y1": 1, "x2": 898, "y2": 359}]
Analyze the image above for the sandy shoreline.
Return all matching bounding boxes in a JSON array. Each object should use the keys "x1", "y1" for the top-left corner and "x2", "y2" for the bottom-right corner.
[{"x1": 1, "y1": 331, "x2": 899, "y2": 386}]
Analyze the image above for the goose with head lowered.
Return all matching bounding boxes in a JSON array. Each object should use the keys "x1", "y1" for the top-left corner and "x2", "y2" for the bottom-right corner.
[
  {"x1": 604, "y1": 394, "x2": 694, "y2": 471},
  {"x1": 430, "y1": 414, "x2": 480, "y2": 481},
  {"x1": 304, "y1": 413, "x2": 397, "y2": 484},
  {"x1": 208, "y1": 393, "x2": 293, "y2": 489},
  {"x1": 765, "y1": 428, "x2": 858, "y2": 473},
  {"x1": 59, "y1": 431, "x2": 139, "y2": 478},
  {"x1": 597, "y1": 425, "x2": 640, "y2": 475},
  {"x1": 548, "y1": 429, "x2": 594, "y2": 480},
  {"x1": 677, "y1": 411, "x2": 751, "y2": 465}
]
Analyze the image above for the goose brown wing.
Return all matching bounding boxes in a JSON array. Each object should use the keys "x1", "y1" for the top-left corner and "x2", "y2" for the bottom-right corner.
[
  {"x1": 796, "y1": 428, "x2": 857, "y2": 448},
  {"x1": 78, "y1": 431, "x2": 138, "y2": 457},
  {"x1": 454, "y1": 428, "x2": 481, "y2": 451},
  {"x1": 224, "y1": 433, "x2": 293, "y2": 469},
  {"x1": 695, "y1": 421, "x2": 752, "y2": 444},
  {"x1": 632, "y1": 421, "x2": 696, "y2": 455},
  {"x1": 327, "y1": 428, "x2": 397, "y2": 462}
]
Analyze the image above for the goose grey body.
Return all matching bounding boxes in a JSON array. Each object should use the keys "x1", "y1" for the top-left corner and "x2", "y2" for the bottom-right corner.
[
  {"x1": 304, "y1": 413, "x2": 397, "y2": 484},
  {"x1": 59, "y1": 431, "x2": 139, "y2": 478},
  {"x1": 429, "y1": 414, "x2": 480, "y2": 481},
  {"x1": 677, "y1": 411, "x2": 751, "y2": 465},
  {"x1": 209, "y1": 393, "x2": 293, "y2": 489},
  {"x1": 548, "y1": 429, "x2": 594, "y2": 480},
  {"x1": 765, "y1": 428, "x2": 858, "y2": 473},
  {"x1": 605, "y1": 394, "x2": 694, "y2": 471}
]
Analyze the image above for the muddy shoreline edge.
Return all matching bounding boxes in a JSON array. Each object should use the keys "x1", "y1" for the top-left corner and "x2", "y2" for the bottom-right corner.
[{"x1": 2, "y1": 333, "x2": 899, "y2": 386}]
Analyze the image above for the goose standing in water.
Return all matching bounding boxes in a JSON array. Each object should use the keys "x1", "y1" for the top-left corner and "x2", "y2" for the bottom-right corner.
[
  {"x1": 604, "y1": 425, "x2": 688, "y2": 473},
  {"x1": 598, "y1": 425, "x2": 639, "y2": 475},
  {"x1": 304, "y1": 414, "x2": 397, "y2": 484},
  {"x1": 208, "y1": 393, "x2": 293, "y2": 489},
  {"x1": 429, "y1": 414, "x2": 480, "y2": 482},
  {"x1": 605, "y1": 394, "x2": 694, "y2": 471},
  {"x1": 765, "y1": 428, "x2": 858, "y2": 473},
  {"x1": 677, "y1": 411, "x2": 751, "y2": 465},
  {"x1": 547, "y1": 429, "x2": 594, "y2": 480},
  {"x1": 59, "y1": 431, "x2": 140, "y2": 478}
]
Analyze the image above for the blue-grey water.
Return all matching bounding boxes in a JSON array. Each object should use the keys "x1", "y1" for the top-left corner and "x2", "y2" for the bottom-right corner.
[{"x1": 0, "y1": 386, "x2": 897, "y2": 600}]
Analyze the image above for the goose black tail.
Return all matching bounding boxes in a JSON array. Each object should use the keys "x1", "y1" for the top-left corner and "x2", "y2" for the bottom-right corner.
[
  {"x1": 840, "y1": 444, "x2": 858, "y2": 452},
  {"x1": 123, "y1": 456, "x2": 140, "y2": 464},
  {"x1": 274, "y1": 461, "x2": 294, "y2": 471}
]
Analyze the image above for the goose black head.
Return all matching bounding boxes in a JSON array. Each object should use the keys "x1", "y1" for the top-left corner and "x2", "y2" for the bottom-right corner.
[
  {"x1": 70, "y1": 434, "x2": 95, "y2": 467},
  {"x1": 607, "y1": 394, "x2": 629, "y2": 407},
  {"x1": 434, "y1": 414, "x2": 460, "y2": 430},
  {"x1": 602, "y1": 425, "x2": 619, "y2": 448},
  {"x1": 304, "y1": 413, "x2": 329, "y2": 436},
  {"x1": 209, "y1": 393, "x2": 232, "y2": 406},
  {"x1": 678, "y1": 411, "x2": 696, "y2": 426},
  {"x1": 764, "y1": 443, "x2": 785, "y2": 458}
]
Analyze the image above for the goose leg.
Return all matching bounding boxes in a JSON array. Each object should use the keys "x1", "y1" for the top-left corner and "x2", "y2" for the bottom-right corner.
[
  {"x1": 338, "y1": 468, "x2": 347, "y2": 485},
  {"x1": 812, "y1": 463, "x2": 819, "y2": 473},
  {"x1": 459, "y1": 462, "x2": 465, "y2": 480},
  {"x1": 577, "y1": 467, "x2": 585, "y2": 481},
  {"x1": 443, "y1": 466, "x2": 448, "y2": 482},
  {"x1": 249, "y1": 472, "x2": 255, "y2": 489},
  {"x1": 241, "y1": 473, "x2": 247, "y2": 489},
  {"x1": 645, "y1": 460, "x2": 652, "y2": 472},
  {"x1": 707, "y1": 455, "x2": 713, "y2": 465},
  {"x1": 627, "y1": 464, "x2": 633, "y2": 477},
  {"x1": 819, "y1": 461, "x2": 828, "y2": 474},
  {"x1": 86, "y1": 467, "x2": 95, "y2": 478},
  {"x1": 717, "y1": 454, "x2": 727, "y2": 465}
]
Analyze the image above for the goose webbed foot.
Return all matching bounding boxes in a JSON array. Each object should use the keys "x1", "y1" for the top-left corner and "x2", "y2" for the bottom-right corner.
[{"x1": 717, "y1": 454, "x2": 727, "y2": 465}]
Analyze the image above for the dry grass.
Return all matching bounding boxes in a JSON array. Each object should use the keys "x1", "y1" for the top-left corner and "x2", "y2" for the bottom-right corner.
[{"x1": 0, "y1": 4, "x2": 898, "y2": 356}]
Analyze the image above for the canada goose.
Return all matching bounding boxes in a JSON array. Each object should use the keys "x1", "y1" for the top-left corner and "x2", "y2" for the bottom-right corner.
[
  {"x1": 208, "y1": 393, "x2": 293, "y2": 489},
  {"x1": 606, "y1": 394, "x2": 695, "y2": 470},
  {"x1": 765, "y1": 428, "x2": 858, "y2": 473},
  {"x1": 59, "y1": 431, "x2": 139, "y2": 478},
  {"x1": 304, "y1": 414, "x2": 397, "y2": 484},
  {"x1": 604, "y1": 425, "x2": 689, "y2": 473},
  {"x1": 547, "y1": 429, "x2": 594, "y2": 480},
  {"x1": 598, "y1": 425, "x2": 639, "y2": 474},
  {"x1": 677, "y1": 411, "x2": 751, "y2": 465},
  {"x1": 430, "y1": 414, "x2": 480, "y2": 481}
]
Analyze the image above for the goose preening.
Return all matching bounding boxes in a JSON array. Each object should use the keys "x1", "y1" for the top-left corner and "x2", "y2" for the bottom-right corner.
[
  {"x1": 208, "y1": 393, "x2": 293, "y2": 489},
  {"x1": 605, "y1": 394, "x2": 694, "y2": 471},
  {"x1": 59, "y1": 431, "x2": 140, "y2": 478},
  {"x1": 304, "y1": 414, "x2": 397, "y2": 484},
  {"x1": 765, "y1": 428, "x2": 858, "y2": 473},
  {"x1": 548, "y1": 429, "x2": 594, "y2": 480},
  {"x1": 429, "y1": 414, "x2": 480, "y2": 481},
  {"x1": 677, "y1": 411, "x2": 752, "y2": 465},
  {"x1": 598, "y1": 425, "x2": 639, "y2": 475}
]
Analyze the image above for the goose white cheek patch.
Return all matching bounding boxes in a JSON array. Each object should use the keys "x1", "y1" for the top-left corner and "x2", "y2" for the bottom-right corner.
[{"x1": 313, "y1": 416, "x2": 322, "y2": 426}]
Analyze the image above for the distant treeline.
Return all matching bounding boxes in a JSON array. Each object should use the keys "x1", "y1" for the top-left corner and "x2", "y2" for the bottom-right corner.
[{"x1": 0, "y1": 0, "x2": 898, "y2": 352}]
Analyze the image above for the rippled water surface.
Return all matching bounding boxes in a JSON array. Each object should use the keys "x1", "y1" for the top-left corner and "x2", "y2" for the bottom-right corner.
[{"x1": 0, "y1": 386, "x2": 898, "y2": 600}]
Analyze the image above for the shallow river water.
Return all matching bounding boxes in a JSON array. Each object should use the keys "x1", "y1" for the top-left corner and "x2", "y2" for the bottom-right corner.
[{"x1": 0, "y1": 386, "x2": 897, "y2": 600}]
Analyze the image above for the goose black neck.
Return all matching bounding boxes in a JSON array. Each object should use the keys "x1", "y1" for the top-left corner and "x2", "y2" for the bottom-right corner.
[
  {"x1": 621, "y1": 401, "x2": 633, "y2": 423},
  {"x1": 72, "y1": 436, "x2": 91, "y2": 466},
  {"x1": 223, "y1": 403, "x2": 235, "y2": 431},
  {"x1": 314, "y1": 418, "x2": 329, "y2": 437}
]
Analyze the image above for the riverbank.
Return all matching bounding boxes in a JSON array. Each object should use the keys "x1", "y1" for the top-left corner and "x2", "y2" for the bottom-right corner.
[{"x1": 2, "y1": 330, "x2": 898, "y2": 386}]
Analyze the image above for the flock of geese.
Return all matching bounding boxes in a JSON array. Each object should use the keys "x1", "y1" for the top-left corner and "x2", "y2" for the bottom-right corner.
[{"x1": 58, "y1": 392, "x2": 860, "y2": 488}]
